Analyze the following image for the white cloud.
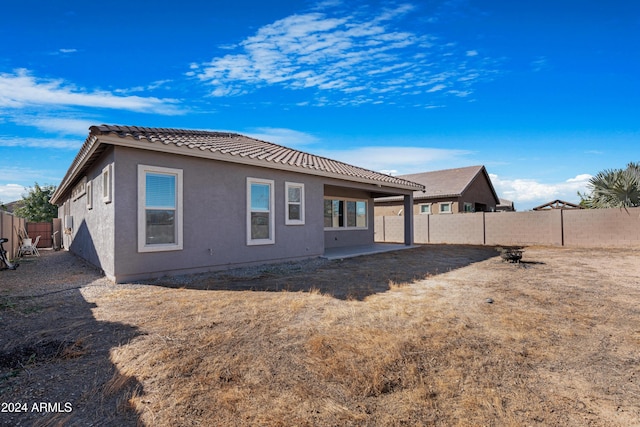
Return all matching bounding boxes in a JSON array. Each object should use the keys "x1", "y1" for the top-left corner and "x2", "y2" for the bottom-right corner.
[
  {"x1": 244, "y1": 127, "x2": 319, "y2": 147},
  {"x1": 531, "y1": 56, "x2": 549, "y2": 72},
  {"x1": 490, "y1": 173, "x2": 592, "y2": 210},
  {"x1": 193, "y1": 4, "x2": 497, "y2": 105},
  {"x1": 12, "y1": 117, "x2": 94, "y2": 136},
  {"x1": 0, "y1": 183, "x2": 25, "y2": 202},
  {"x1": 0, "y1": 69, "x2": 183, "y2": 115},
  {"x1": 0, "y1": 136, "x2": 81, "y2": 149},
  {"x1": 317, "y1": 146, "x2": 473, "y2": 174}
]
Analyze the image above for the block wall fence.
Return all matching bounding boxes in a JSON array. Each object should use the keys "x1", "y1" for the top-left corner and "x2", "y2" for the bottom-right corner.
[
  {"x1": 375, "y1": 207, "x2": 640, "y2": 248},
  {"x1": 0, "y1": 211, "x2": 27, "y2": 259}
]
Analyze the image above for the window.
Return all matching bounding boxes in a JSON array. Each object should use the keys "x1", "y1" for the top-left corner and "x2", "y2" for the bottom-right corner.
[
  {"x1": 464, "y1": 202, "x2": 474, "y2": 213},
  {"x1": 137, "y1": 165, "x2": 183, "y2": 252},
  {"x1": 247, "y1": 178, "x2": 275, "y2": 245},
  {"x1": 439, "y1": 202, "x2": 452, "y2": 214},
  {"x1": 285, "y1": 182, "x2": 305, "y2": 225},
  {"x1": 86, "y1": 181, "x2": 93, "y2": 210},
  {"x1": 419, "y1": 203, "x2": 431, "y2": 215},
  {"x1": 323, "y1": 198, "x2": 367, "y2": 229},
  {"x1": 102, "y1": 165, "x2": 112, "y2": 203}
]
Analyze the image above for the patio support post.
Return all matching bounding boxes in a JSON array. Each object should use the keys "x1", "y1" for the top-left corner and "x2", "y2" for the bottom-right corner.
[{"x1": 403, "y1": 193, "x2": 414, "y2": 246}]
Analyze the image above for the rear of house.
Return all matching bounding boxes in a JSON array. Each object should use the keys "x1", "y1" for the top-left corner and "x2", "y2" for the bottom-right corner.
[{"x1": 51, "y1": 125, "x2": 423, "y2": 282}]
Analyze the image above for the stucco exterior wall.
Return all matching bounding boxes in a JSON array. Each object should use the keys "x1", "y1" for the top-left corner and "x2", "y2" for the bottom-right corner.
[
  {"x1": 458, "y1": 175, "x2": 498, "y2": 212},
  {"x1": 59, "y1": 147, "x2": 116, "y2": 277},
  {"x1": 111, "y1": 146, "x2": 327, "y2": 282}
]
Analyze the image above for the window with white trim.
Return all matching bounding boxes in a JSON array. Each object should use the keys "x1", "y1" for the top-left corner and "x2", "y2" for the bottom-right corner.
[
  {"x1": 137, "y1": 165, "x2": 183, "y2": 252},
  {"x1": 439, "y1": 202, "x2": 452, "y2": 214},
  {"x1": 102, "y1": 165, "x2": 112, "y2": 203},
  {"x1": 247, "y1": 178, "x2": 275, "y2": 245},
  {"x1": 323, "y1": 198, "x2": 367, "y2": 229},
  {"x1": 285, "y1": 182, "x2": 305, "y2": 225},
  {"x1": 419, "y1": 203, "x2": 431, "y2": 214}
]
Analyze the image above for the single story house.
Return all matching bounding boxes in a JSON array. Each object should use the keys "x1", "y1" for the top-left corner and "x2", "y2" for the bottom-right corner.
[
  {"x1": 51, "y1": 125, "x2": 424, "y2": 282},
  {"x1": 374, "y1": 165, "x2": 500, "y2": 216}
]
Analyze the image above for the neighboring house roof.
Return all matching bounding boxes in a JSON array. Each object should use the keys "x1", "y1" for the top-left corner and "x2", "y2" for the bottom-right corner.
[
  {"x1": 1, "y1": 200, "x2": 22, "y2": 213},
  {"x1": 497, "y1": 198, "x2": 515, "y2": 209},
  {"x1": 51, "y1": 125, "x2": 424, "y2": 204},
  {"x1": 375, "y1": 165, "x2": 500, "y2": 204},
  {"x1": 532, "y1": 199, "x2": 583, "y2": 210}
]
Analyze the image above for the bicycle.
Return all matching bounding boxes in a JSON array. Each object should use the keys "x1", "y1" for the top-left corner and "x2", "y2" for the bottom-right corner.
[{"x1": 0, "y1": 237, "x2": 18, "y2": 270}]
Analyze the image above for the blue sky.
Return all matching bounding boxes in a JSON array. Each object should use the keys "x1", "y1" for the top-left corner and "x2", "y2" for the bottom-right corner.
[{"x1": 1, "y1": 0, "x2": 638, "y2": 210}]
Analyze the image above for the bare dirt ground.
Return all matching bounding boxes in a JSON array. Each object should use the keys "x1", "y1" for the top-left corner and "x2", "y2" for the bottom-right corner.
[{"x1": 1, "y1": 245, "x2": 639, "y2": 426}]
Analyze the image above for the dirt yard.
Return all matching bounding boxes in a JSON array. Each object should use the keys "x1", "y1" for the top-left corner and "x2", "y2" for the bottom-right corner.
[{"x1": 1, "y1": 245, "x2": 639, "y2": 426}]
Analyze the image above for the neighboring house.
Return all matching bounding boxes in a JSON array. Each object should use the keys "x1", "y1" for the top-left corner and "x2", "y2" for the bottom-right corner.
[
  {"x1": 374, "y1": 165, "x2": 500, "y2": 216},
  {"x1": 51, "y1": 125, "x2": 424, "y2": 283},
  {"x1": 496, "y1": 198, "x2": 515, "y2": 212},
  {"x1": 1, "y1": 200, "x2": 22, "y2": 213},
  {"x1": 532, "y1": 199, "x2": 583, "y2": 211}
]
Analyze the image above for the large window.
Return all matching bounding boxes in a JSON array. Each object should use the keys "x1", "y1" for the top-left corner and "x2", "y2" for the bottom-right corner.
[
  {"x1": 247, "y1": 178, "x2": 275, "y2": 245},
  {"x1": 138, "y1": 165, "x2": 183, "y2": 252},
  {"x1": 323, "y1": 198, "x2": 367, "y2": 229},
  {"x1": 285, "y1": 182, "x2": 305, "y2": 225}
]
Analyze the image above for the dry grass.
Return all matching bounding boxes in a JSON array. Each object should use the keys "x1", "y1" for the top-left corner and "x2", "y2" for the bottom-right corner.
[
  {"x1": 79, "y1": 246, "x2": 640, "y2": 426},
  {"x1": 2, "y1": 245, "x2": 639, "y2": 426}
]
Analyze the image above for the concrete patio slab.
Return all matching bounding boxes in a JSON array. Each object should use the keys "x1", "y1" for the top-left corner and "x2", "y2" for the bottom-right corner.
[{"x1": 322, "y1": 243, "x2": 417, "y2": 260}]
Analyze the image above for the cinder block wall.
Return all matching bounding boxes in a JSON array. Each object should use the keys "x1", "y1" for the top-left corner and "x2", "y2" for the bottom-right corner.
[
  {"x1": 375, "y1": 216, "x2": 405, "y2": 243},
  {"x1": 414, "y1": 216, "x2": 429, "y2": 244},
  {"x1": 563, "y1": 208, "x2": 640, "y2": 247},
  {"x1": 485, "y1": 210, "x2": 563, "y2": 246},
  {"x1": 376, "y1": 207, "x2": 640, "y2": 248},
  {"x1": 429, "y1": 213, "x2": 484, "y2": 244}
]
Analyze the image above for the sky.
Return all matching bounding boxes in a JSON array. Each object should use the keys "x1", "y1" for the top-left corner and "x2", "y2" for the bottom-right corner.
[{"x1": 1, "y1": 0, "x2": 639, "y2": 210}]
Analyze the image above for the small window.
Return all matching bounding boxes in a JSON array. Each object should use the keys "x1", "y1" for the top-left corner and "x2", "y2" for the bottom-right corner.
[
  {"x1": 464, "y1": 202, "x2": 474, "y2": 213},
  {"x1": 285, "y1": 182, "x2": 305, "y2": 225},
  {"x1": 247, "y1": 178, "x2": 275, "y2": 245},
  {"x1": 439, "y1": 202, "x2": 452, "y2": 214},
  {"x1": 138, "y1": 165, "x2": 183, "y2": 252},
  {"x1": 86, "y1": 181, "x2": 93, "y2": 210},
  {"x1": 419, "y1": 203, "x2": 431, "y2": 215},
  {"x1": 102, "y1": 165, "x2": 112, "y2": 203}
]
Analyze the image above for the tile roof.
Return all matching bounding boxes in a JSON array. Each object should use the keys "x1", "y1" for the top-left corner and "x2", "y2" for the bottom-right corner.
[
  {"x1": 375, "y1": 165, "x2": 499, "y2": 203},
  {"x1": 52, "y1": 125, "x2": 424, "y2": 203},
  {"x1": 400, "y1": 165, "x2": 488, "y2": 198}
]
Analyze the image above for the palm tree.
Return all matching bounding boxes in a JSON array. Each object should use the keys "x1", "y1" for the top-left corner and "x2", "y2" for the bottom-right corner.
[{"x1": 580, "y1": 162, "x2": 640, "y2": 208}]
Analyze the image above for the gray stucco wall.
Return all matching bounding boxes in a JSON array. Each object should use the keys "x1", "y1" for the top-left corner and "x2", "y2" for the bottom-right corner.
[
  {"x1": 59, "y1": 147, "x2": 116, "y2": 277},
  {"x1": 57, "y1": 145, "x2": 414, "y2": 282},
  {"x1": 112, "y1": 146, "x2": 327, "y2": 282}
]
